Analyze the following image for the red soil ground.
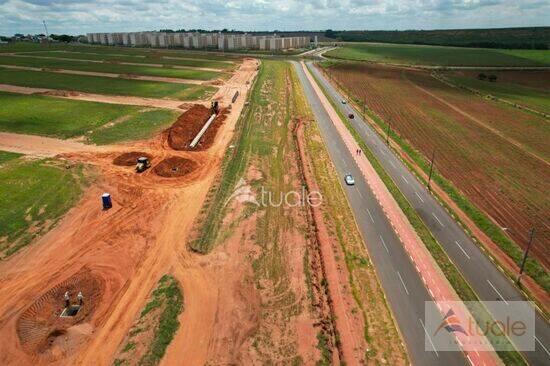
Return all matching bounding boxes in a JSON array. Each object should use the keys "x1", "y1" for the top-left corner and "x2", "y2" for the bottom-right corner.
[
  {"x1": 167, "y1": 104, "x2": 228, "y2": 151},
  {"x1": 112, "y1": 152, "x2": 152, "y2": 166},
  {"x1": 153, "y1": 156, "x2": 197, "y2": 178},
  {"x1": 328, "y1": 62, "x2": 550, "y2": 269},
  {"x1": 0, "y1": 58, "x2": 259, "y2": 366}
]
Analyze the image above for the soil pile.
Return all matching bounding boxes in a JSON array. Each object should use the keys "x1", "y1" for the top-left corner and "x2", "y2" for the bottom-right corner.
[
  {"x1": 167, "y1": 104, "x2": 228, "y2": 151},
  {"x1": 113, "y1": 152, "x2": 152, "y2": 166},
  {"x1": 153, "y1": 156, "x2": 197, "y2": 178}
]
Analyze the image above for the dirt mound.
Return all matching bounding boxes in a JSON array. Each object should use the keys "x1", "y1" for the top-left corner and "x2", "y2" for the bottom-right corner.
[
  {"x1": 41, "y1": 90, "x2": 79, "y2": 97},
  {"x1": 167, "y1": 104, "x2": 228, "y2": 151},
  {"x1": 16, "y1": 267, "x2": 104, "y2": 357},
  {"x1": 113, "y1": 152, "x2": 152, "y2": 166},
  {"x1": 153, "y1": 156, "x2": 197, "y2": 178}
]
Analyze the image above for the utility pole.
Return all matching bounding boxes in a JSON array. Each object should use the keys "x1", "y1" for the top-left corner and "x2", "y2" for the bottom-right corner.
[
  {"x1": 386, "y1": 121, "x2": 391, "y2": 146},
  {"x1": 517, "y1": 228, "x2": 535, "y2": 286},
  {"x1": 427, "y1": 150, "x2": 435, "y2": 191},
  {"x1": 42, "y1": 20, "x2": 49, "y2": 46}
]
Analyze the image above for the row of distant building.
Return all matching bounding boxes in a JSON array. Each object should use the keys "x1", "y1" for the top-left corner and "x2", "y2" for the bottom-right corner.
[{"x1": 86, "y1": 32, "x2": 315, "y2": 51}]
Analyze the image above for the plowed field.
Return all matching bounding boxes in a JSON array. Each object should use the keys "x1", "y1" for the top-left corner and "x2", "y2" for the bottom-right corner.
[{"x1": 327, "y1": 62, "x2": 550, "y2": 269}]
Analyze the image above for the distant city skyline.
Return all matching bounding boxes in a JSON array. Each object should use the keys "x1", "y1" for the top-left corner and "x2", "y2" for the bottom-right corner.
[{"x1": 1, "y1": 0, "x2": 549, "y2": 36}]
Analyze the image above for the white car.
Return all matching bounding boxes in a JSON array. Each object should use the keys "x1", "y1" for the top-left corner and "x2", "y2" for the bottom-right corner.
[
  {"x1": 341, "y1": 99, "x2": 347, "y2": 104},
  {"x1": 344, "y1": 174, "x2": 355, "y2": 186}
]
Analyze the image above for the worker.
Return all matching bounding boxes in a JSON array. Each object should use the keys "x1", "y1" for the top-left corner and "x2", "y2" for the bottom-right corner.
[
  {"x1": 64, "y1": 291, "x2": 70, "y2": 308},
  {"x1": 77, "y1": 291, "x2": 84, "y2": 306}
]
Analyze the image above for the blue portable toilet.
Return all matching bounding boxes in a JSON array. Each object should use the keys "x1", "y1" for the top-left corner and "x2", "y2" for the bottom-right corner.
[{"x1": 102, "y1": 193, "x2": 112, "y2": 209}]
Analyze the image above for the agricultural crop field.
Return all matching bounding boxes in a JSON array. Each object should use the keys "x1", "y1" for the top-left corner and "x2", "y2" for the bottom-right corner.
[
  {"x1": 325, "y1": 43, "x2": 550, "y2": 66},
  {"x1": 0, "y1": 67, "x2": 215, "y2": 100},
  {"x1": 441, "y1": 69, "x2": 550, "y2": 115},
  {"x1": 324, "y1": 62, "x2": 550, "y2": 270}
]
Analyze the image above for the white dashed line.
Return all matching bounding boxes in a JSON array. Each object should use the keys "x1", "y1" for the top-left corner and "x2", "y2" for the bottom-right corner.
[
  {"x1": 397, "y1": 271, "x2": 409, "y2": 295},
  {"x1": 535, "y1": 336, "x2": 550, "y2": 357},
  {"x1": 432, "y1": 213, "x2": 445, "y2": 227},
  {"x1": 358, "y1": 190, "x2": 364, "y2": 199},
  {"x1": 419, "y1": 319, "x2": 439, "y2": 357},
  {"x1": 401, "y1": 175, "x2": 409, "y2": 184},
  {"x1": 379, "y1": 235, "x2": 389, "y2": 253},
  {"x1": 390, "y1": 161, "x2": 396, "y2": 168},
  {"x1": 455, "y1": 240, "x2": 471, "y2": 260},
  {"x1": 487, "y1": 280, "x2": 509, "y2": 305},
  {"x1": 415, "y1": 191, "x2": 424, "y2": 203},
  {"x1": 366, "y1": 208, "x2": 375, "y2": 223}
]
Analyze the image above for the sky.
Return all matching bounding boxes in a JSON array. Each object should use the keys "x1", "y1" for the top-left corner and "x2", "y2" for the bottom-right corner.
[{"x1": 1, "y1": 0, "x2": 549, "y2": 35}]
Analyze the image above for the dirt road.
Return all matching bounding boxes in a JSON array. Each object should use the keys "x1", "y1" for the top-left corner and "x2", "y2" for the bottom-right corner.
[{"x1": 0, "y1": 58, "x2": 258, "y2": 365}]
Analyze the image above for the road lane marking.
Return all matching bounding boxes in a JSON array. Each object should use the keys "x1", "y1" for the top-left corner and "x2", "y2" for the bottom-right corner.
[
  {"x1": 390, "y1": 160, "x2": 396, "y2": 168},
  {"x1": 397, "y1": 271, "x2": 409, "y2": 295},
  {"x1": 487, "y1": 280, "x2": 509, "y2": 305},
  {"x1": 401, "y1": 175, "x2": 409, "y2": 184},
  {"x1": 415, "y1": 191, "x2": 424, "y2": 203},
  {"x1": 419, "y1": 319, "x2": 439, "y2": 357},
  {"x1": 366, "y1": 208, "x2": 375, "y2": 223},
  {"x1": 379, "y1": 235, "x2": 389, "y2": 253},
  {"x1": 455, "y1": 240, "x2": 471, "y2": 260},
  {"x1": 535, "y1": 336, "x2": 550, "y2": 357},
  {"x1": 432, "y1": 212, "x2": 445, "y2": 227}
]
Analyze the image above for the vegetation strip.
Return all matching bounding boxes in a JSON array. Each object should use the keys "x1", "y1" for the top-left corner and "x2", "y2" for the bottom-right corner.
[
  {"x1": 0, "y1": 55, "x2": 220, "y2": 80},
  {"x1": 0, "y1": 67, "x2": 216, "y2": 100},
  {"x1": 114, "y1": 275, "x2": 184, "y2": 366},
  {"x1": 309, "y1": 63, "x2": 527, "y2": 365}
]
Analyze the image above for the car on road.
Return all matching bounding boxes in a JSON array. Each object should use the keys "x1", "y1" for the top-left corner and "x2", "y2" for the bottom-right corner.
[
  {"x1": 344, "y1": 174, "x2": 355, "y2": 186},
  {"x1": 348, "y1": 113, "x2": 354, "y2": 119},
  {"x1": 341, "y1": 99, "x2": 347, "y2": 104}
]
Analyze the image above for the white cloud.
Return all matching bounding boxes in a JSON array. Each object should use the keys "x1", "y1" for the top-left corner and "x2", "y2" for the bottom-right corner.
[{"x1": 0, "y1": 0, "x2": 548, "y2": 35}]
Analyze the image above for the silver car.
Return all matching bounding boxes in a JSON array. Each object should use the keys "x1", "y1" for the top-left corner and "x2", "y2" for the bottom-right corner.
[{"x1": 344, "y1": 174, "x2": 355, "y2": 185}]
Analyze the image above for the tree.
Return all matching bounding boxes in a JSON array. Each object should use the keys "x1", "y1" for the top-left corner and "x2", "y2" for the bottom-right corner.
[
  {"x1": 488, "y1": 74, "x2": 498, "y2": 82},
  {"x1": 477, "y1": 73, "x2": 487, "y2": 80},
  {"x1": 325, "y1": 29, "x2": 337, "y2": 39}
]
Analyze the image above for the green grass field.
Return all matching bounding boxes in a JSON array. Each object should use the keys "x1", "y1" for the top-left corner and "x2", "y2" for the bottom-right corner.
[
  {"x1": 0, "y1": 67, "x2": 215, "y2": 100},
  {"x1": 114, "y1": 275, "x2": 183, "y2": 366},
  {"x1": 443, "y1": 70, "x2": 550, "y2": 114},
  {"x1": 325, "y1": 43, "x2": 550, "y2": 66},
  {"x1": 88, "y1": 109, "x2": 179, "y2": 144},
  {"x1": 0, "y1": 156, "x2": 86, "y2": 258},
  {"x1": 17, "y1": 50, "x2": 234, "y2": 70},
  {"x1": 0, "y1": 91, "x2": 175, "y2": 138},
  {"x1": 0, "y1": 42, "x2": 240, "y2": 62},
  {"x1": 0, "y1": 55, "x2": 220, "y2": 80},
  {"x1": 0, "y1": 150, "x2": 22, "y2": 164}
]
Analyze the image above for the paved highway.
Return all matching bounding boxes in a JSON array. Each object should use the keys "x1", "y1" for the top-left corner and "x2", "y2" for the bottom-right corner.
[
  {"x1": 305, "y1": 61, "x2": 550, "y2": 365},
  {"x1": 292, "y1": 61, "x2": 467, "y2": 366}
]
